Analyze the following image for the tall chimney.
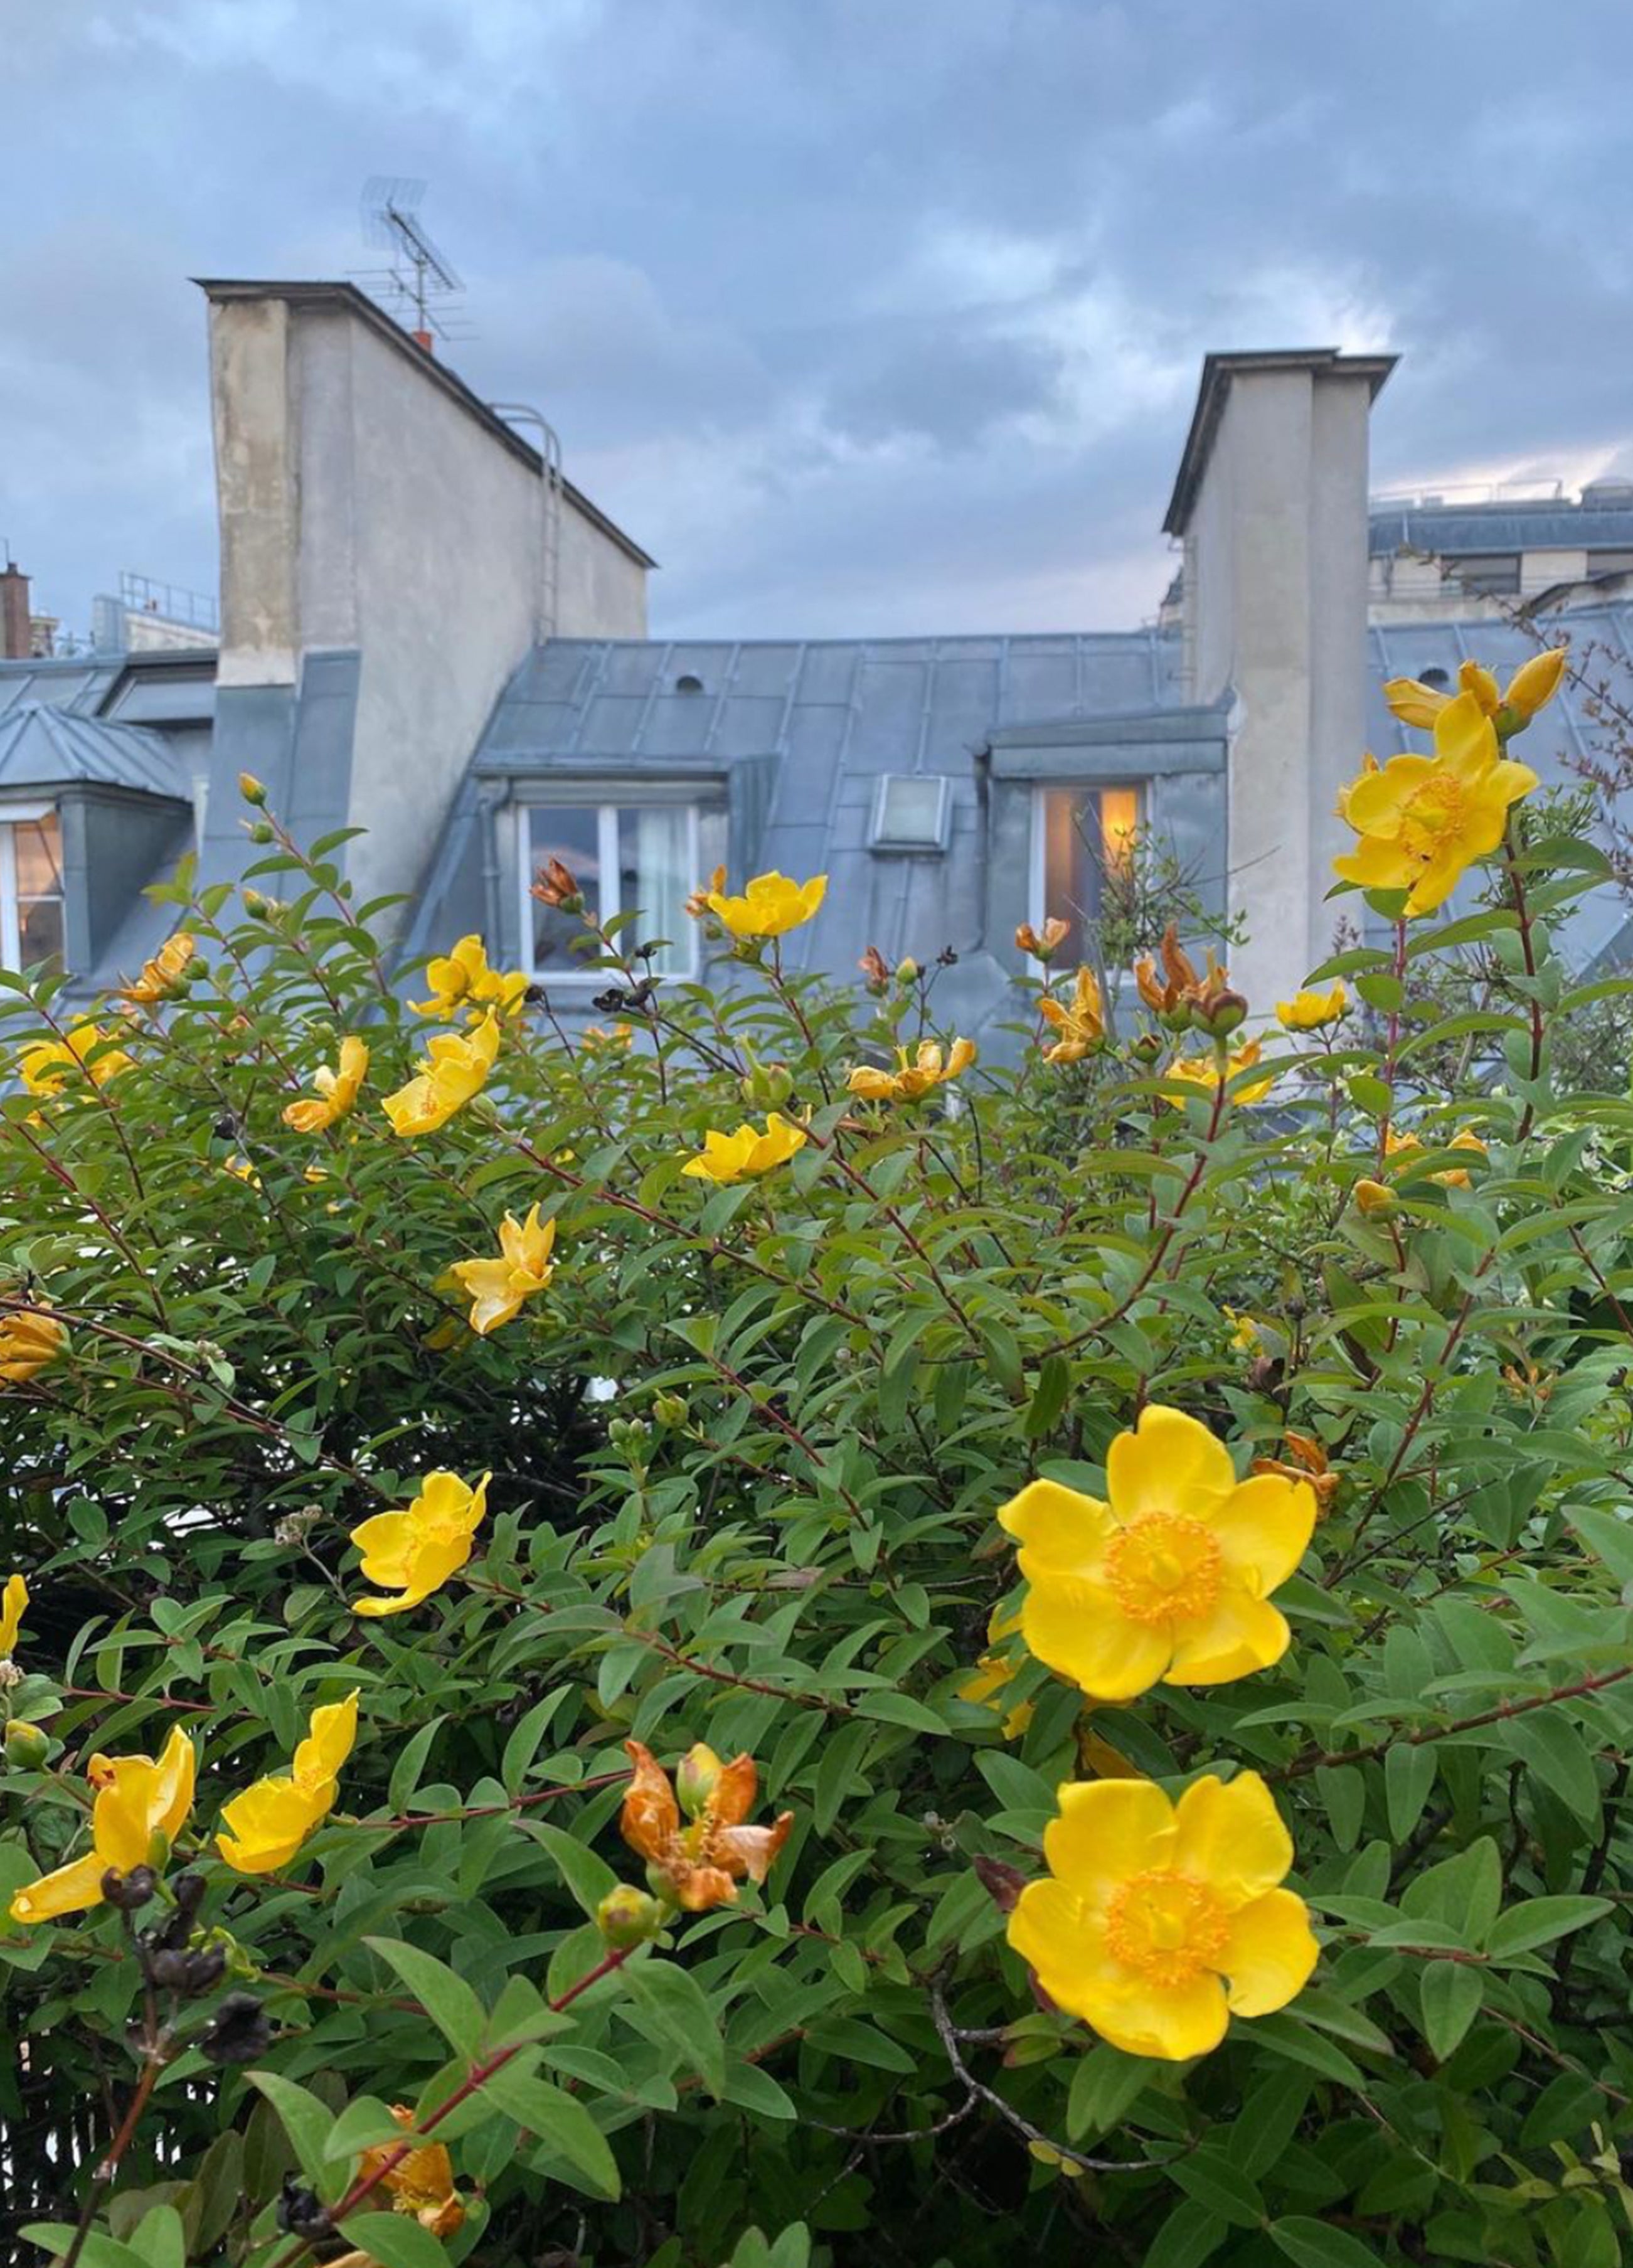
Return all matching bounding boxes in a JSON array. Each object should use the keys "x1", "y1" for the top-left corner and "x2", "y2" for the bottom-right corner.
[
  {"x1": 1163, "y1": 349, "x2": 1396, "y2": 1013},
  {"x1": 1, "y1": 564, "x2": 31, "y2": 660}
]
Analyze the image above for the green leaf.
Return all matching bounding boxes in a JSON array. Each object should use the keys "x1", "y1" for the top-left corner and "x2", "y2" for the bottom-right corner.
[
  {"x1": 337, "y1": 2213, "x2": 452, "y2": 2268},
  {"x1": 364, "y1": 1938, "x2": 487, "y2": 2055},
  {"x1": 1270, "y1": 2216, "x2": 1393, "y2": 2268},
  {"x1": 1144, "y1": 2202, "x2": 1228, "y2": 2268},
  {"x1": 1065, "y1": 2045, "x2": 1158, "y2": 2140},
  {"x1": 324, "y1": 2095, "x2": 413, "y2": 2162},
  {"x1": 1023, "y1": 1353, "x2": 1072, "y2": 1440},
  {"x1": 526, "y1": 1819, "x2": 622, "y2": 1917},
  {"x1": 386, "y1": 1715, "x2": 449, "y2": 1810},
  {"x1": 1385, "y1": 1741, "x2": 1437, "y2": 1840},
  {"x1": 1420, "y1": 1959, "x2": 1484, "y2": 2060},
  {"x1": 479, "y1": 2065, "x2": 622, "y2": 2197},
  {"x1": 1484, "y1": 1895, "x2": 1612, "y2": 1961},
  {"x1": 1503, "y1": 1713, "x2": 1601, "y2": 1826},
  {"x1": 855, "y1": 1690, "x2": 945, "y2": 1735},
  {"x1": 245, "y1": 2068, "x2": 341, "y2": 2190},
  {"x1": 626, "y1": 1959, "x2": 728, "y2": 2098},
  {"x1": 1169, "y1": 2147, "x2": 1263, "y2": 2229},
  {"x1": 1569, "y1": 1505, "x2": 1633, "y2": 1585},
  {"x1": 19, "y1": 2231, "x2": 150, "y2": 2268}
]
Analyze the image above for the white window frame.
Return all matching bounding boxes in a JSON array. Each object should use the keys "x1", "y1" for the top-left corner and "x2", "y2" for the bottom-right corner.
[
  {"x1": 517, "y1": 792, "x2": 701, "y2": 984},
  {"x1": 0, "y1": 799, "x2": 60, "y2": 971},
  {"x1": 1029, "y1": 781, "x2": 1142, "y2": 949}
]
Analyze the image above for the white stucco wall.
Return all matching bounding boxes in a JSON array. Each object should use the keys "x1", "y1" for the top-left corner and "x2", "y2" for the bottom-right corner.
[
  {"x1": 1179, "y1": 360, "x2": 1380, "y2": 1014},
  {"x1": 208, "y1": 286, "x2": 651, "y2": 919}
]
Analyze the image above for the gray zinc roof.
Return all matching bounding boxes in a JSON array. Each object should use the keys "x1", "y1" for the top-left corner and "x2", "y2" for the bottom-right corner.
[
  {"x1": 459, "y1": 629, "x2": 1191, "y2": 979},
  {"x1": 0, "y1": 701, "x2": 190, "y2": 799},
  {"x1": 1370, "y1": 503, "x2": 1633, "y2": 557}
]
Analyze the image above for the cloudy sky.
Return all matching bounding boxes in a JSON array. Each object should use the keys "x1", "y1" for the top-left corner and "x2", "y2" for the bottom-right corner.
[{"x1": 8, "y1": 0, "x2": 1633, "y2": 644}]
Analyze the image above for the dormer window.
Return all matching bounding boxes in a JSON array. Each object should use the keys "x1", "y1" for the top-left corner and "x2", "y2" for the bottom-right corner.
[
  {"x1": 0, "y1": 803, "x2": 65, "y2": 970},
  {"x1": 523, "y1": 796, "x2": 699, "y2": 980}
]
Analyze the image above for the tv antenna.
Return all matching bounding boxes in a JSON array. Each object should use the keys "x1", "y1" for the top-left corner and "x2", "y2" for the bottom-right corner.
[{"x1": 358, "y1": 178, "x2": 469, "y2": 351}]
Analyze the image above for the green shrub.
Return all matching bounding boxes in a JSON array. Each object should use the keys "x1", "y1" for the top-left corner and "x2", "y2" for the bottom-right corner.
[{"x1": 5, "y1": 682, "x2": 1633, "y2": 2268}]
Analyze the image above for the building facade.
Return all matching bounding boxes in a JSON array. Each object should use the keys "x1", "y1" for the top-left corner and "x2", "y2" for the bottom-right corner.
[{"x1": 1, "y1": 283, "x2": 1627, "y2": 1043}]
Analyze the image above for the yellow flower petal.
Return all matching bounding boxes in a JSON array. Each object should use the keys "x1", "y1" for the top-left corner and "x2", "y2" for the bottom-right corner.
[
  {"x1": 1041, "y1": 1779, "x2": 1177, "y2": 1907},
  {"x1": 1021, "y1": 1577, "x2": 1171, "y2": 1701},
  {"x1": 1164, "y1": 1586, "x2": 1291, "y2": 1684},
  {"x1": 996, "y1": 1480, "x2": 1115, "y2": 1575},
  {"x1": 216, "y1": 1777, "x2": 331, "y2": 1874},
  {"x1": 8, "y1": 1851, "x2": 110, "y2": 1924},
  {"x1": 1221, "y1": 1887, "x2": 1320, "y2": 2016},
  {"x1": 1170, "y1": 1772, "x2": 1293, "y2": 1909},
  {"x1": 1068, "y1": 1967, "x2": 1231, "y2": 2062},
  {"x1": 1106, "y1": 1405, "x2": 1236, "y2": 1521},
  {"x1": 1206, "y1": 1475, "x2": 1316, "y2": 1595}
]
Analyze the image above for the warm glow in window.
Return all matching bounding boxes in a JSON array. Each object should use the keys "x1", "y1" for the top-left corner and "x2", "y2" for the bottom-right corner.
[{"x1": 1035, "y1": 785, "x2": 1142, "y2": 964}]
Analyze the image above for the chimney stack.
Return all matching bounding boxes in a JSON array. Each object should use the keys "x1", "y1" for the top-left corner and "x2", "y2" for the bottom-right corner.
[
  {"x1": 1, "y1": 563, "x2": 31, "y2": 660},
  {"x1": 1163, "y1": 349, "x2": 1396, "y2": 1011}
]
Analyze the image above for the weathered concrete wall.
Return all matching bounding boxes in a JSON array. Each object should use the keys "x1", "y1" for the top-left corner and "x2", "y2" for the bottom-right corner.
[
  {"x1": 1176, "y1": 355, "x2": 1385, "y2": 1012},
  {"x1": 204, "y1": 284, "x2": 651, "y2": 925}
]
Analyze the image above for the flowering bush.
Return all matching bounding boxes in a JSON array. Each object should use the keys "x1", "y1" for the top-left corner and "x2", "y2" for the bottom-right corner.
[{"x1": 6, "y1": 661, "x2": 1633, "y2": 2268}]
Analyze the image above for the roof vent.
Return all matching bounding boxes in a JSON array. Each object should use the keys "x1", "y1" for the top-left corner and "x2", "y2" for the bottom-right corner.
[
  {"x1": 870, "y1": 774, "x2": 951, "y2": 854},
  {"x1": 1582, "y1": 479, "x2": 1633, "y2": 509},
  {"x1": 1419, "y1": 666, "x2": 1451, "y2": 689},
  {"x1": 674, "y1": 672, "x2": 705, "y2": 695}
]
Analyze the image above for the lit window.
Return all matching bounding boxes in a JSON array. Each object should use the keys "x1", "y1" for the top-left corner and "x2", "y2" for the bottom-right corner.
[
  {"x1": 523, "y1": 801, "x2": 698, "y2": 979},
  {"x1": 0, "y1": 806, "x2": 65, "y2": 971},
  {"x1": 1031, "y1": 785, "x2": 1142, "y2": 964}
]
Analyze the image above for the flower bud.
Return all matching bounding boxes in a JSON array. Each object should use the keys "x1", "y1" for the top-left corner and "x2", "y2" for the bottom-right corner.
[
  {"x1": 1188, "y1": 985, "x2": 1249, "y2": 1039},
  {"x1": 1354, "y1": 1178, "x2": 1395, "y2": 1217},
  {"x1": 247, "y1": 820, "x2": 275, "y2": 845},
  {"x1": 1501, "y1": 646, "x2": 1568, "y2": 731},
  {"x1": 653, "y1": 1392, "x2": 690, "y2": 1429},
  {"x1": 4, "y1": 1719, "x2": 49, "y2": 1768},
  {"x1": 742, "y1": 1060, "x2": 794, "y2": 1108},
  {"x1": 1129, "y1": 1031, "x2": 1164, "y2": 1065},
  {"x1": 676, "y1": 1742, "x2": 723, "y2": 1820},
  {"x1": 895, "y1": 959, "x2": 920, "y2": 984},
  {"x1": 238, "y1": 772, "x2": 267, "y2": 805},
  {"x1": 596, "y1": 1883, "x2": 665, "y2": 1949}
]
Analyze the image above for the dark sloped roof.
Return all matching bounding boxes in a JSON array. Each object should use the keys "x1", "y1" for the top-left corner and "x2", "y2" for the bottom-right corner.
[{"x1": 0, "y1": 702, "x2": 189, "y2": 799}]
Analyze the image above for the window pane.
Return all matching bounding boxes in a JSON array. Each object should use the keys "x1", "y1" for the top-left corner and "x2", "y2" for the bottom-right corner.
[
  {"x1": 617, "y1": 806, "x2": 692, "y2": 973},
  {"x1": 17, "y1": 895, "x2": 64, "y2": 970},
  {"x1": 528, "y1": 805, "x2": 602, "y2": 972},
  {"x1": 1040, "y1": 787, "x2": 1141, "y2": 964},
  {"x1": 13, "y1": 816, "x2": 62, "y2": 898}
]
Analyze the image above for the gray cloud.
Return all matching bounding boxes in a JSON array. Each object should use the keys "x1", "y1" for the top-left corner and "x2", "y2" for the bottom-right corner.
[{"x1": 6, "y1": 0, "x2": 1633, "y2": 642}]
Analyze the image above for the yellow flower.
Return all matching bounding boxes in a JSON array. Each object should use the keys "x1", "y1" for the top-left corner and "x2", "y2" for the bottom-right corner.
[
  {"x1": 223, "y1": 1156, "x2": 261, "y2": 1189},
  {"x1": 9, "y1": 1726, "x2": 196, "y2": 1924},
  {"x1": 582, "y1": 1022, "x2": 634, "y2": 1053},
  {"x1": 1386, "y1": 647, "x2": 1567, "y2": 735},
  {"x1": 411, "y1": 935, "x2": 528, "y2": 1021},
  {"x1": 1383, "y1": 1126, "x2": 1487, "y2": 1187},
  {"x1": 1038, "y1": 966, "x2": 1105, "y2": 1065},
  {"x1": 0, "y1": 1573, "x2": 28, "y2": 1659},
  {"x1": 119, "y1": 932, "x2": 196, "y2": 1006},
  {"x1": 0, "y1": 1310, "x2": 68, "y2": 1386},
  {"x1": 1167, "y1": 1038, "x2": 1275, "y2": 1105},
  {"x1": 382, "y1": 1013, "x2": 501, "y2": 1138},
  {"x1": 705, "y1": 870, "x2": 827, "y2": 939},
  {"x1": 686, "y1": 863, "x2": 730, "y2": 920},
  {"x1": 681, "y1": 1113, "x2": 807, "y2": 1185},
  {"x1": 997, "y1": 1403, "x2": 1316, "y2": 1701},
  {"x1": 957, "y1": 1607, "x2": 1034, "y2": 1740},
  {"x1": 283, "y1": 1037, "x2": 369, "y2": 1133},
  {"x1": 1276, "y1": 982, "x2": 1348, "y2": 1033},
  {"x1": 619, "y1": 1739, "x2": 794, "y2": 1912},
  {"x1": 846, "y1": 1038, "x2": 977, "y2": 1102},
  {"x1": 449, "y1": 1204, "x2": 558, "y2": 1335},
  {"x1": 349, "y1": 1471, "x2": 491, "y2": 1617},
  {"x1": 216, "y1": 1691, "x2": 360, "y2": 1875},
  {"x1": 358, "y1": 2106, "x2": 466, "y2": 2238},
  {"x1": 1334, "y1": 692, "x2": 1538, "y2": 917},
  {"x1": 1252, "y1": 1432, "x2": 1340, "y2": 1520},
  {"x1": 1008, "y1": 1771, "x2": 1318, "y2": 2061},
  {"x1": 1353, "y1": 1178, "x2": 1395, "y2": 1216},
  {"x1": 238, "y1": 771, "x2": 267, "y2": 804},
  {"x1": 18, "y1": 1024, "x2": 134, "y2": 1096},
  {"x1": 1223, "y1": 1308, "x2": 1262, "y2": 1353}
]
